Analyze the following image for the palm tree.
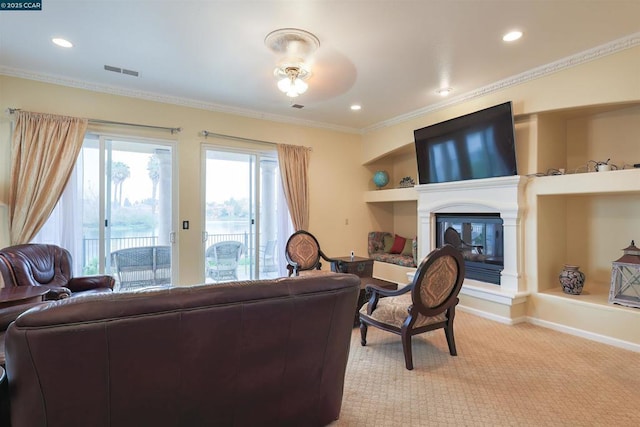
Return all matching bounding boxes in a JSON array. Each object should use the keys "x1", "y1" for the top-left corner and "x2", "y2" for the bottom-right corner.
[
  {"x1": 147, "y1": 154, "x2": 160, "y2": 214},
  {"x1": 112, "y1": 161, "x2": 130, "y2": 207}
]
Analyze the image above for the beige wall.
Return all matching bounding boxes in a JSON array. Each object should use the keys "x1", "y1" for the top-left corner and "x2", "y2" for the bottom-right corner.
[
  {"x1": 2, "y1": 45, "x2": 638, "y2": 294},
  {"x1": 0, "y1": 76, "x2": 369, "y2": 285},
  {"x1": 359, "y1": 45, "x2": 640, "y2": 346},
  {"x1": 361, "y1": 46, "x2": 640, "y2": 164}
]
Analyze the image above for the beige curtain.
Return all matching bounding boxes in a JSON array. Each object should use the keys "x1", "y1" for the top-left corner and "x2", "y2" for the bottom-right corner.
[
  {"x1": 277, "y1": 143, "x2": 311, "y2": 231},
  {"x1": 9, "y1": 111, "x2": 88, "y2": 244}
]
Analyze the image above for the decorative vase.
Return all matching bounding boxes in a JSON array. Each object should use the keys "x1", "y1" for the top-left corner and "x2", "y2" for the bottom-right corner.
[
  {"x1": 373, "y1": 170, "x2": 389, "y2": 189},
  {"x1": 559, "y1": 264, "x2": 585, "y2": 295}
]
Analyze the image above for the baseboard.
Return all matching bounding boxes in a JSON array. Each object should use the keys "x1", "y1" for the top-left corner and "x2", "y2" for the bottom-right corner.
[
  {"x1": 526, "y1": 316, "x2": 640, "y2": 353},
  {"x1": 457, "y1": 305, "x2": 527, "y2": 325},
  {"x1": 460, "y1": 305, "x2": 640, "y2": 353}
]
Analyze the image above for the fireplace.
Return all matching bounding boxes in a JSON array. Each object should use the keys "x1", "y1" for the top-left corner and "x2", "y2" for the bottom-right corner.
[
  {"x1": 435, "y1": 213, "x2": 504, "y2": 285},
  {"x1": 416, "y1": 175, "x2": 526, "y2": 297}
]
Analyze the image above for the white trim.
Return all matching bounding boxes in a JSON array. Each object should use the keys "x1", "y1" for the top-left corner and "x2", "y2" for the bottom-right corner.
[
  {"x1": 0, "y1": 66, "x2": 360, "y2": 135},
  {"x1": 460, "y1": 282, "x2": 529, "y2": 306},
  {"x1": 364, "y1": 33, "x2": 640, "y2": 133},
  {"x1": 1, "y1": 33, "x2": 637, "y2": 134},
  {"x1": 527, "y1": 316, "x2": 640, "y2": 353},
  {"x1": 458, "y1": 306, "x2": 640, "y2": 352},
  {"x1": 457, "y1": 305, "x2": 527, "y2": 325}
]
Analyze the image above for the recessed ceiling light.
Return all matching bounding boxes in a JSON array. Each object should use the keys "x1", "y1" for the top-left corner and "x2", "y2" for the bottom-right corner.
[
  {"x1": 52, "y1": 38, "x2": 73, "y2": 48},
  {"x1": 350, "y1": 104, "x2": 361, "y2": 111},
  {"x1": 502, "y1": 31, "x2": 523, "y2": 42},
  {"x1": 436, "y1": 88, "x2": 452, "y2": 97}
]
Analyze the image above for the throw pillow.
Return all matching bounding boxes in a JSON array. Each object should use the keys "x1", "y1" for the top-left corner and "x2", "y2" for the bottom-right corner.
[
  {"x1": 383, "y1": 234, "x2": 395, "y2": 253},
  {"x1": 390, "y1": 235, "x2": 407, "y2": 254},
  {"x1": 401, "y1": 238, "x2": 413, "y2": 256}
]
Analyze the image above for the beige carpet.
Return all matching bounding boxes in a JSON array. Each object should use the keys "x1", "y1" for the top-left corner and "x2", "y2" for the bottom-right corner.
[{"x1": 333, "y1": 311, "x2": 640, "y2": 426}]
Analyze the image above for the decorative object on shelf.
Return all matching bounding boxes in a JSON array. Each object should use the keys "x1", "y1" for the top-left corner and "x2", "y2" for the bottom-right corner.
[
  {"x1": 609, "y1": 240, "x2": 640, "y2": 308},
  {"x1": 372, "y1": 170, "x2": 390, "y2": 189},
  {"x1": 398, "y1": 176, "x2": 415, "y2": 188},
  {"x1": 590, "y1": 158, "x2": 618, "y2": 172},
  {"x1": 559, "y1": 264, "x2": 585, "y2": 295}
]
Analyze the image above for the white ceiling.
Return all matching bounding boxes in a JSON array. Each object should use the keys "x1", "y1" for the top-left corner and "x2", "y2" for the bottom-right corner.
[{"x1": 1, "y1": 1, "x2": 639, "y2": 132}]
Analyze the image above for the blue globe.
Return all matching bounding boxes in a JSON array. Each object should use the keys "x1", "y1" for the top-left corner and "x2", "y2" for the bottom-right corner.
[{"x1": 373, "y1": 170, "x2": 390, "y2": 189}]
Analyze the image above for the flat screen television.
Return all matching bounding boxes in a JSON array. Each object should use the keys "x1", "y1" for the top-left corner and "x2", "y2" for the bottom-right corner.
[{"x1": 414, "y1": 101, "x2": 517, "y2": 185}]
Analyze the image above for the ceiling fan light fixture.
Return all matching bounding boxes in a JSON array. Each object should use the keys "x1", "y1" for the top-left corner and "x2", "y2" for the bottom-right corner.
[
  {"x1": 266, "y1": 28, "x2": 319, "y2": 99},
  {"x1": 275, "y1": 66, "x2": 309, "y2": 98}
]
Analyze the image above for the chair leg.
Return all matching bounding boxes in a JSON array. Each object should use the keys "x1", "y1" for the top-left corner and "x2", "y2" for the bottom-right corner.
[
  {"x1": 444, "y1": 319, "x2": 457, "y2": 356},
  {"x1": 360, "y1": 322, "x2": 368, "y2": 346},
  {"x1": 401, "y1": 331, "x2": 414, "y2": 370}
]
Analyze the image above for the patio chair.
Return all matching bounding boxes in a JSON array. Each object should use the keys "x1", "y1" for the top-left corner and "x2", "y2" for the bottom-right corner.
[
  {"x1": 261, "y1": 239, "x2": 277, "y2": 272},
  {"x1": 111, "y1": 246, "x2": 171, "y2": 290},
  {"x1": 206, "y1": 241, "x2": 245, "y2": 282}
]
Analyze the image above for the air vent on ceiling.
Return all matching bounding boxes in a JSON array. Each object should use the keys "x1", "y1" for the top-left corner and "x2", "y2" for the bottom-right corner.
[
  {"x1": 104, "y1": 65, "x2": 139, "y2": 77},
  {"x1": 291, "y1": 104, "x2": 304, "y2": 109}
]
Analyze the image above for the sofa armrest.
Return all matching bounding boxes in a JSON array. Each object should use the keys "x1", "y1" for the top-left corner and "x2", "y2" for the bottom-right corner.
[
  {"x1": 42, "y1": 286, "x2": 72, "y2": 300},
  {"x1": 67, "y1": 275, "x2": 115, "y2": 292}
]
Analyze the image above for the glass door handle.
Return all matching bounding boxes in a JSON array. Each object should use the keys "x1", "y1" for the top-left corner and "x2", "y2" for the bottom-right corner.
[
  {"x1": 202, "y1": 231, "x2": 209, "y2": 243},
  {"x1": 170, "y1": 232, "x2": 176, "y2": 243}
]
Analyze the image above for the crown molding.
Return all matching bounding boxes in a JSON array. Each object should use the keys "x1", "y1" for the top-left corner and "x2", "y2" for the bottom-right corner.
[
  {"x1": 2, "y1": 33, "x2": 637, "y2": 135},
  {"x1": 363, "y1": 32, "x2": 640, "y2": 134},
  {"x1": 0, "y1": 66, "x2": 361, "y2": 135}
]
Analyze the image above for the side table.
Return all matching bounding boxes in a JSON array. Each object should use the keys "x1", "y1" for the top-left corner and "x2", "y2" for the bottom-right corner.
[
  {"x1": 331, "y1": 256, "x2": 398, "y2": 326},
  {"x1": 0, "y1": 286, "x2": 49, "y2": 309}
]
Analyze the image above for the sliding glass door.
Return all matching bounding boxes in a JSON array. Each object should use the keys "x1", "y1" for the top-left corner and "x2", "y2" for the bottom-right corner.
[
  {"x1": 88, "y1": 135, "x2": 175, "y2": 288},
  {"x1": 203, "y1": 147, "x2": 282, "y2": 282}
]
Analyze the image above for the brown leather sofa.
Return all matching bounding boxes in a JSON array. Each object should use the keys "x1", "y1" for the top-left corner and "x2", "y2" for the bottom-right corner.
[
  {"x1": 4, "y1": 273, "x2": 360, "y2": 427},
  {"x1": 0, "y1": 244, "x2": 115, "y2": 299}
]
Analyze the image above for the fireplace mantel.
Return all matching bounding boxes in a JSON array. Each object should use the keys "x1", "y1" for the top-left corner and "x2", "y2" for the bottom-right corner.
[{"x1": 415, "y1": 176, "x2": 529, "y2": 322}]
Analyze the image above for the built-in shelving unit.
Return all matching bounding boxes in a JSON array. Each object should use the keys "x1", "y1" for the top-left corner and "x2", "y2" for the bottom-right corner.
[
  {"x1": 363, "y1": 187, "x2": 417, "y2": 203},
  {"x1": 531, "y1": 167, "x2": 640, "y2": 195},
  {"x1": 530, "y1": 102, "x2": 640, "y2": 332},
  {"x1": 365, "y1": 101, "x2": 640, "y2": 347}
]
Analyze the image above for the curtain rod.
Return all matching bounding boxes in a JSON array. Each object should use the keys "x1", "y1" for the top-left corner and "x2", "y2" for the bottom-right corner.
[
  {"x1": 200, "y1": 130, "x2": 312, "y2": 151},
  {"x1": 201, "y1": 130, "x2": 276, "y2": 146},
  {"x1": 7, "y1": 108, "x2": 182, "y2": 135}
]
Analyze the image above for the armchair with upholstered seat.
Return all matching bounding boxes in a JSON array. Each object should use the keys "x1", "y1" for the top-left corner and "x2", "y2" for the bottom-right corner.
[
  {"x1": 0, "y1": 244, "x2": 115, "y2": 299},
  {"x1": 359, "y1": 244, "x2": 465, "y2": 370},
  {"x1": 284, "y1": 230, "x2": 334, "y2": 276}
]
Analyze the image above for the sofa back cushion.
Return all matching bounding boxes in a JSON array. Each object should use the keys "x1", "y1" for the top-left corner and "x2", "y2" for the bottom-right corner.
[{"x1": 5, "y1": 274, "x2": 360, "y2": 427}]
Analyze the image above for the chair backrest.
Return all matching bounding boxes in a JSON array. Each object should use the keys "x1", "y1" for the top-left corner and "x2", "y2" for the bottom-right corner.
[
  {"x1": 285, "y1": 230, "x2": 322, "y2": 272},
  {"x1": 0, "y1": 244, "x2": 73, "y2": 288},
  {"x1": 206, "y1": 241, "x2": 244, "y2": 265},
  {"x1": 411, "y1": 244, "x2": 465, "y2": 317}
]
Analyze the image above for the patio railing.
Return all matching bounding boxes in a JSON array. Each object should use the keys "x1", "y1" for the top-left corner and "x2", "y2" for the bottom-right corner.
[{"x1": 82, "y1": 233, "x2": 252, "y2": 270}]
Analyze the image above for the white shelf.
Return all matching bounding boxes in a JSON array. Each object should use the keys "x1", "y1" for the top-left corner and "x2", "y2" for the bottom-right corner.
[
  {"x1": 532, "y1": 168, "x2": 640, "y2": 196},
  {"x1": 364, "y1": 187, "x2": 417, "y2": 203}
]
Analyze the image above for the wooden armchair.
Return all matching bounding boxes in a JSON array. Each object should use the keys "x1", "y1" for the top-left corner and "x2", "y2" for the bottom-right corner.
[
  {"x1": 359, "y1": 244, "x2": 465, "y2": 370},
  {"x1": 284, "y1": 230, "x2": 334, "y2": 276}
]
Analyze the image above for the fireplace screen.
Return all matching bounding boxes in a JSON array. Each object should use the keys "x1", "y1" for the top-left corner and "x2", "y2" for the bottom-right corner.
[{"x1": 436, "y1": 214, "x2": 503, "y2": 285}]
